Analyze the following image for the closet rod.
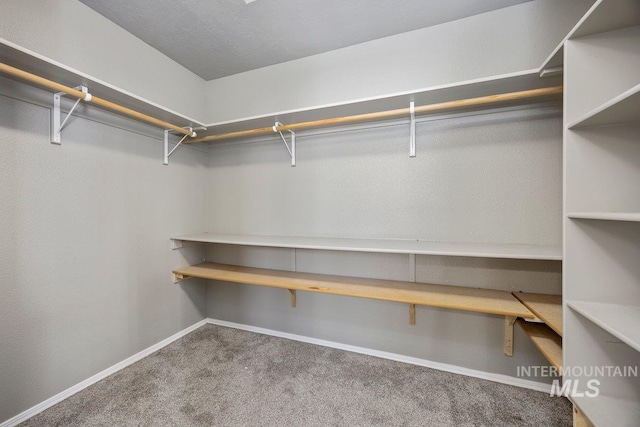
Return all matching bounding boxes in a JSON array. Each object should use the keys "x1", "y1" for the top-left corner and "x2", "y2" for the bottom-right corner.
[
  {"x1": 187, "y1": 86, "x2": 563, "y2": 144},
  {"x1": 0, "y1": 62, "x2": 196, "y2": 137}
]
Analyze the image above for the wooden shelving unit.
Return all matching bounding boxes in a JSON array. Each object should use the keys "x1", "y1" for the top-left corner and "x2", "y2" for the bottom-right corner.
[
  {"x1": 516, "y1": 320, "x2": 563, "y2": 370},
  {"x1": 173, "y1": 262, "x2": 534, "y2": 355},
  {"x1": 170, "y1": 233, "x2": 562, "y2": 260},
  {"x1": 513, "y1": 292, "x2": 563, "y2": 336},
  {"x1": 513, "y1": 293, "x2": 563, "y2": 370}
]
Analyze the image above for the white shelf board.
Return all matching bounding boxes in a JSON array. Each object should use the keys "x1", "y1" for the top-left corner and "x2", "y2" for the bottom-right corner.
[
  {"x1": 567, "y1": 300, "x2": 640, "y2": 352},
  {"x1": 567, "y1": 83, "x2": 640, "y2": 128},
  {"x1": 573, "y1": 395, "x2": 640, "y2": 427},
  {"x1": 539, "y1": 0, "x2": 640, "y2": 71},
  {"x1": 199, "y1": 69, "x2": 562, "y2": 139},
  {"x1": 0, "y1": 38, "x2": 205, "y2": 128},
  {"x1": 171, "y1": 233, "x2": 562, "y2": 260},
  {"x1": 568, "y1": 212, "x2": 640, "y2": 222}
]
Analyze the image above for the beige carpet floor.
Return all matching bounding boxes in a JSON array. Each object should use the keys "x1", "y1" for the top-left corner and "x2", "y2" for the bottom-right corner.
[{"x1": 21, "y1": 324, "x2": 572, "y2": 426}]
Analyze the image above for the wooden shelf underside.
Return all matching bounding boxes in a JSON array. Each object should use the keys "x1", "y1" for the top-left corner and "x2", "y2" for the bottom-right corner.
[
  {"x1": 517, "y1": 319, "x2": 563, "y2": 370},
  {"x1": 513, "y1": 292, "x2": 563, "y2": 336},
  {"x1": 173, "y1": 262, "x2": 535, "y2": 319}
]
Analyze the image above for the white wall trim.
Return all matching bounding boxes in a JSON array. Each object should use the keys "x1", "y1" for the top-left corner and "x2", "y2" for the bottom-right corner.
[
  {"x1": 206, "y1": 317, "x2": 553, "y2": 394},
  {"x1": 0, "y1": 319, "x2": 209, "y2": 427}
]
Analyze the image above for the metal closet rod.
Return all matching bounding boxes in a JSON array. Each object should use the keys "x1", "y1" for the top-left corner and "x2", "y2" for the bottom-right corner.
[
  {"x1": 187, "y1": 85, "x2": 563, "y2": 144},
  {"x1": 0, "y1": 62, "x2": 196, "y2": 137}
]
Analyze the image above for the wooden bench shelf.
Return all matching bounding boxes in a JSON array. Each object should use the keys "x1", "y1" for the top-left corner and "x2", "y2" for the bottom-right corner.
[
  {"x1": 517, "y1": 320, "x2": 563, "y2": 370},
  {"x1": 513, "y1": 292, "x2": 563, "y2": 336},
  {"x1": 173, "y1": 262, "x2": 534, "y2": 356}
]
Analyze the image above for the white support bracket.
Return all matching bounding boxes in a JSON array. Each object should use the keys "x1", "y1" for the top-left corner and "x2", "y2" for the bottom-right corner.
[
  {"x1": 163, "y1": 127, "x2": 194, "y2": 165},
  {"x1": 409, "y1": 101, "x2": 416, "y2": 158},
  {"x1": 273, "y1": 121, "x2": 296, "y2": 167},
  {"x1": 52, "y1": 85, "x2": 91, "y2": 144}
]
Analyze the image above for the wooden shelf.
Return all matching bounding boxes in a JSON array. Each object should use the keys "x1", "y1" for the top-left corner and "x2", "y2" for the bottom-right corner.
[
  {"x1": 568, "y1": 83, "x2": 640, "y2": 128},
  {"x1": 567, "y1": 301, "x2": 640, "y2": 352},
  {"x1": 0, "y1": 38, "x2": 205, "y2": 128},
  {"x1": 568, "y1": 212, "x2": 640, "y2": 222},
  {"x1": 173, "y1": 262, "x2": 535, "y2": 319},
  {"x1": 573, "y1": 395, "x2": 640, "y2": 427},
  {"x1": 171, "y1": 233, "x2": 562, "y2": 260},
  {"x1": 199, "y1": 70, "x2": 562, "y2": 139},
  {"x1": 517, "y1": 320, "x2": 562, "y2": 370},
  {"x1": 540, "y1": 0, "x2": 640, "y2": 70},
  {"x1": 513, "y1": 292, "x2": 563, "y2": 336}
]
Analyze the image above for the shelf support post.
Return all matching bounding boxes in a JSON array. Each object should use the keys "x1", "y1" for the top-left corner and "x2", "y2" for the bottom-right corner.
[
  {"x1": 409, "y1": 101, "x2": 416, "y2": 158},
  {"x1": 288, "y1": 289, "x2": 296, "y2": 307},
  {"x1": 273, "y1": 121, "x2": 296, "y2": 167},
  {"x1": 52, "y1": 85, "x2": 91, "y2": 144},
  {"x1": 409, "y1": 304, "x2": 416, "y2": 325},
  {"x1": 504, "y1": 316, "x2": 516, "y2": 356}
]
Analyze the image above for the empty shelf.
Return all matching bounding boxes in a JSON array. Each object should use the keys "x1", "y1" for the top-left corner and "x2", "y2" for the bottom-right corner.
[
  {"x1": 171, "y1": 233, "x2": 562, "y2": 260},
  {"x1": 517, "y1": 320, "x2": 563, "y2": 370},
  {"x1": 568, "y1": 83, "x2": 640, "y2": 129},
  {"x1": 567, "y1": 301, "x2": 640, "y2": 352},
  {"x1": 568, "y1": 212, "x2": 640, "y2": 222},
  {"x1": 173, "y1": 262, "x2": 535, "y2": 319},
  {"x1": 573, "y1": 395, "x2": 640, "y2": 427},
  {"x1": 513, "y1": 292, "x2": 563, "y2": 336}
]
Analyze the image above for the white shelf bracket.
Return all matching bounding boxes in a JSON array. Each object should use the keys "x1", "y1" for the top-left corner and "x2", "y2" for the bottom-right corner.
[
  {"x1": 273, "y1": 121, "x2": 296, "y2": 167},
  {"x1": 52, "y1": 85, "x2": 91, "y2": 144},
  {"x1": 409, "y1": 101, "x2": 416, "y2": 158},
  {"x1": 163, "y1": 127, "x2": 194, "y2": 165}
]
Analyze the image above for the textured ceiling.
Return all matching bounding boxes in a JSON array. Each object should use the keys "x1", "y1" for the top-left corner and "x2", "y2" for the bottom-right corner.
[{"x1": 79, "y1": 0, "x2": 532, "y2": 80}]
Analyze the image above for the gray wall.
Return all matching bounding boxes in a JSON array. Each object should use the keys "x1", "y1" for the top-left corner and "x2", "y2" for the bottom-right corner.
[
  {"x1": 204, "y1": 104, "x2": 564, "y2": 383},
  {"x1": 0, "y1": 78, "x2": 208, "y2": 423},
  {"x1": 0, "y1": 0, "x2": 207, "y2": 122},
  {"x1": 204, "y1": 0, "x2": 593, "y2": 123}
]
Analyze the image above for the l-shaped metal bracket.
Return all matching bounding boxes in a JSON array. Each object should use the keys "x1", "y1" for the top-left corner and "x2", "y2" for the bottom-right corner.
[
  {"x1": 52, "y1": 85, "x2": 91, "y2": 144},
  {"x1": 273, "y1": 121, "x2": 296, "y2": 167}
]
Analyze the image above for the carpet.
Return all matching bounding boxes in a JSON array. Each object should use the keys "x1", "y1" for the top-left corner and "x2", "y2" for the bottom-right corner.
[{"x1": 21, "y1": 324, "x2": 571, "y2": 426}]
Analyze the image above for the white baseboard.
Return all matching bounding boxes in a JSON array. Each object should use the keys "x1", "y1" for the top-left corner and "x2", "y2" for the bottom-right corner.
[
  {"x1": 206, "y1": 317, "x2": 553, "y2": 394},
  {"x1": 0, "y1": 319, "x2": 209, "y2": 427}
]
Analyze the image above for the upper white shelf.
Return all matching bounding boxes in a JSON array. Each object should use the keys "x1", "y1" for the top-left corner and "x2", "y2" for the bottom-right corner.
[
  {"x1": 171, "y1": 232, "x2": 562, "y2": 260},
  {"x1": 540, "y1": 0, "x2": 640, "y2": 70},
  {"x1": 0, "y1": 38, "x2": 205, "y2": 128},
  {"x1": 567, "y1": 300, "x2": 640, "y2": 352},
  {"x1": 567, "y1": 83, "x2": 640, "y2": 128},
  {"x1": 568, "y1": 212, "x2": 640, "y2": 222},
  {"x1": 199, "y1": 69, "x2": 562, "y2": 140}
]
